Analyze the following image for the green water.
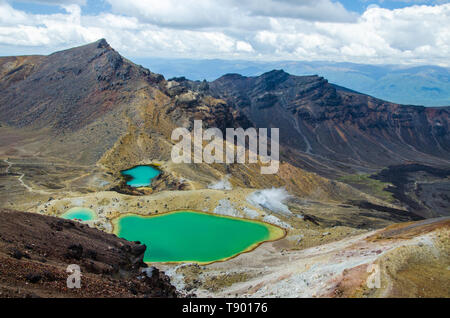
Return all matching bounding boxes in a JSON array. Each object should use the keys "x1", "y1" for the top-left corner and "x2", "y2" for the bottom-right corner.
[
  {"x1": 121, "y1": 165, "x2": 160, "y2": 187},
  {"x1": 62, "y1": 207, "x2": 97, "y2": 221},
  {"x1": 116, "y1": 211, "x2": 274, "y2": 263}
]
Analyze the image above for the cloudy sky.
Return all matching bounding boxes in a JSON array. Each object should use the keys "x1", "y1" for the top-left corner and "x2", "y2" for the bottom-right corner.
[{"x1": 0, "y1": 0, "x2": 449, "y2": 66}]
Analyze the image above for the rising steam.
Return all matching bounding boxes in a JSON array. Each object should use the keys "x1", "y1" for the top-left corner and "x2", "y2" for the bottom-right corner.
[{"x1": 247, "y1": 188, "x2": 292, "y2": 216}]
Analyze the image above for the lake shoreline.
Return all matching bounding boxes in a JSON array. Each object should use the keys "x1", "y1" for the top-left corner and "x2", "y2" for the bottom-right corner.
[{"x1": 111, "y1": 209, "x2": 286, "y2": 265}]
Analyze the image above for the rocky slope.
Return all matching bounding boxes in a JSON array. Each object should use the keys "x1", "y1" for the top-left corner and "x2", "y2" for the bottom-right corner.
[
  {"x1": 193, "y1": 70, "x2": 450, "y2": 175},
  {"x1": 182, "y1": 216, "x2": 449, "y2": 298},
  {"x1": 0, "y1": 39, "x2": 162, "y2": 130},
  {"x1": 0, "y1": 39, "x2": 247, "y2": 165},
  {"x1": 0, "y1": 209, "x2": 178, "y2": 298}
]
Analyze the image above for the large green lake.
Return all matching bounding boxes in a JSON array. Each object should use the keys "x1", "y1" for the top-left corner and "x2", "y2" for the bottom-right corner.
[
  {"x1": 121, "y1": 165, "x2": 160, "y2": 187},
  {"x1": 62, "y1": 207, "x2": 97, "y2": 221},
  {"x1": 114, "y1": 211, "x2": 285, "y2": 263}
]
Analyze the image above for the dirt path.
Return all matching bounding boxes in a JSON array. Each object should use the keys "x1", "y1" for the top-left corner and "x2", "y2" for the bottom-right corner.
[
  {"x1": 3, "y1": 158, "x2": 52, "y2": 195},
  {"x1": 17, "y1": 173, "x2": 33, "y2": 192},
  {"x1": 3, "y1": 159, "x2": 12, "y2": 174}
]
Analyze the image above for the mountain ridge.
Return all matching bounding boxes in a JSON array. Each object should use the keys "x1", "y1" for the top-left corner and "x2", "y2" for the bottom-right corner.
[
  {"x1": 175, "y1": 68, "x2": 450, "y2": 173},
  {"x1": 135, "y1": 57, "x2": 450, "y2": 106}
]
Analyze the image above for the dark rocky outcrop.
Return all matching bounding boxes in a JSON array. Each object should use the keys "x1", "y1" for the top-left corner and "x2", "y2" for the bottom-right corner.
[
  {"x1": 0, "y1": 209, "x2": 178, "y2": 298},
  {"x1": 371, "y1": 164, "x2": 450, "y2": 218}
]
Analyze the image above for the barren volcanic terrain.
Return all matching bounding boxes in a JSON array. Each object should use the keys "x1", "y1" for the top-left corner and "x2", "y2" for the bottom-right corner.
[{"x1": 0, "y1": 40, "x2": 448, "y2": 298}]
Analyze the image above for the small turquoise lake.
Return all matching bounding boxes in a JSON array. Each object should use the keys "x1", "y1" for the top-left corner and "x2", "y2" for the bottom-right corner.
[
  {"x1": 62, "y1": 207, "x2": 97, "y2": 221},
  {"x1": 113, "y1": 211, "x2": 285, "y2": 264},
  {"x1": 121, "y1": 165, "x2": 160, "y2": 187}
]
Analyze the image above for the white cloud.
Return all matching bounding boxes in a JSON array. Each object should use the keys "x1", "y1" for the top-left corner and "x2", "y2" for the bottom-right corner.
[
  {"x1": 236, "y1": 40, "x2": 254, "y2": 52},
  {"x1": 105, "y1": 0, "x2": 357, "y2": 27},
  {"x1": 13, "y1": 0, "x2": 86, "y2": 5},
  {"x1": 242, "y1": 0, "x2": 357, "y2": 22},
  {"x1": 0, "y1": 0, "x2": 28, "y2": 25},
  {"x1": 106, "y1": 0, "x2": 233, "y2": 28},
  {"x1": 0, "y1": 0, "x2": 449, "y2": 66}
]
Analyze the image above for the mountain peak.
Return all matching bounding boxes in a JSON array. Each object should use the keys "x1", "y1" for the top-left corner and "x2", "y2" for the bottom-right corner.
[
  {"x1": 49, "y1": 39, "x2": 113, "y2": 57},
  {"x1": 96, "y1": 38, "x2": 109, "y2": 49},
  {"x1": 220, "y1": 73, "x2": 246, "y2": 80},
  {"x1": 0, "y1": 38, "x2": 149, "y2": 131},
  {"x1": 265, "y1": 69, "x2": 288, "y2": 75},
  {"x1": 261, "y1": 69, "x2": 290, "y2": 79}
]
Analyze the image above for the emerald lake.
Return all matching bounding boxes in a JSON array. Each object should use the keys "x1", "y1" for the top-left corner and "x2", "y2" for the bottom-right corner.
[
  {"x1": 62, "y1": 207, "x2": 97, "y2": 221},
  {"x1": 114, "y1": 211, "x2": 284, "y2": 263},
  {"x1": 121, "y1": 165, "x2": 160, "y2": 187}
]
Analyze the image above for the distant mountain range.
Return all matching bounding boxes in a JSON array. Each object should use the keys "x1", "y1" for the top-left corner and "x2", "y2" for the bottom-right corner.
[{"x1": 132, "y1": 58, "x2": 450, "y2": 107}]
